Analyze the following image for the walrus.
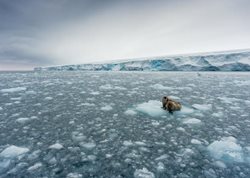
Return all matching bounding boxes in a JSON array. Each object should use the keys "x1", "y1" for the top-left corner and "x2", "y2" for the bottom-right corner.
[{"x1": 162, "y1": 96, "x2": 182, "y2": 113}]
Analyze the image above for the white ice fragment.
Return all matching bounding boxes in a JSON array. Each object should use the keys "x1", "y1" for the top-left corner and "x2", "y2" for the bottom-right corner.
[
  {"x1": 182, "y1": 118, "x2": 201, "y2": 125},
  {"x1": 44, "y1": 97, "x2": 53, "y2": 100},
  {"x1": 123, "y1": 141, "x2": 134, "y2": 147},
  {"x1": 178, "y1": 106, "x2": 195, "y2": 115},
  {"x1": 214, "y1": 161, "x2": 227, "y2": 169},
  {"x1": 0, "y1": 145, "x2": 29, "y2": 158},
  {"x1": 67, "y1": 173, "x2": 83, "y2": 178},
  {"x1": 177, "y1": 127, "x2": 185, "y2": 132},
  {"x1": 155, "y1": 154, "x2": 169, "y2": 161},
  {"x1": 16, "y1": 118, "x2": 30, "y2": 124},
  {"x1": 49, "y1": 143, "x2": 63, "y2": 150},
  {"x1": 192, "y1": 104, "x2": 212, "y2": 111},
  {"x1": 207, "y1": 136, "x2": 244, "y2": 163},
  {"x1": 135, "y1": 100, "x2": 166, "y2": 117},
  {"x1": 1, "y1": 87, "x2": 26, "y2": 93},
  {"x1": 124, "y1": 109, "x2": 137, "y2": 115},
  {"x1": 156, "y1": 162, "x2": 165, "y2": 172},
  {"x1": 80, "y1": 142, "x2": 96, "y2": 149},
  {"x1": 191, "y1": 139, "x2": 202, "y2": 145},
  {"x1": 25, "y1": 91, "x2": 37, "y2": 95},
  {"x1": 27, "y1": 162, "x2": 42, "y2": 171},
  {"x1": 0, "y1": 107, "x2": 2, "y2": 110},
  {"x1": 101, "y1": 105, "x2": 113, "y2": 111},
  {"x1": 134, "y1": 141, "x2": 146, "y2": 146},
  {"x1": 90, "y1": 91, "x2": 100, "y2": 95},
  {"x1": 134, "y1": 167, "x2": 155, "y2": 178},
  {"x1": 212, "y1": 111, "x2": 223, "y2": 117},
  {"x1": 81, "y1": 103, "x2": 95, "y2": 107},
  {"x1": 150, "y1": 84, "x2": 173, "y2": 90}
]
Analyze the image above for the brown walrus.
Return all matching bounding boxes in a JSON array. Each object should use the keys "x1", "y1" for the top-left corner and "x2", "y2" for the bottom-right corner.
[{"x1": 162, "y1": 96, "x2": 182, "y2": 113}]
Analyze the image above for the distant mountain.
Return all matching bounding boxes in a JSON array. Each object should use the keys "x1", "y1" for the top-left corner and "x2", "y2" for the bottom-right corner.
[{"x1": 34, "y1": 49, "x2": 250, "y2": 71}]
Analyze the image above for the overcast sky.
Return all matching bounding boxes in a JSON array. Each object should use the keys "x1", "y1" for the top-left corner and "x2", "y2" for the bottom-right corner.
[{"x1": 0, "y1": 0, "x2": 250, "y2": 70}]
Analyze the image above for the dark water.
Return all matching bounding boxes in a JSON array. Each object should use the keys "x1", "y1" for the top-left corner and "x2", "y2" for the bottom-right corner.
[{"x1": 0, "y1": 71, "x2": 250, "y2": 178}]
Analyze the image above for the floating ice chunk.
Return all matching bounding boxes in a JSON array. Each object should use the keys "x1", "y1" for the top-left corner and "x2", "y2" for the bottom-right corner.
[
  {"x1": 155, "y1": 154, "x2": 169, "y2": 161},
  {"x1": 212, "y1": 111, "x2": 223, "y2": 117},
  {"x1": 0, "y1": 145, "x2": 29, "y2": 158},
  {"x1": 134, "y1": 141, "x2": 146, "y2": 146},
  {"x1": 177, "y1": 127, "x2": 185, "y2": 132},
  {"x1": 134, "y1": 167, "x2": 155, "y2": 178},
  {"x1": 213, "y1": 161, "x2": 227, "y2": 169},
  {"x1": 123, "y1": 141, "x2": 134, "y2": 147},
  {"x1": 49, "y1": 143, "x2": 63, "y2": 150},
  {"x1": 192, "y1": 104, "x2": 212, "y2": 111},
  {"x1": 25, "y1": 90, "x2": 36, "y2": 95},
  {"x1": 27, "y1": 162, "x2": 42, "y2": 171},
  {"x1": 124, "y1": 109, "x2": 137, "y2": 115},
  {"x1": 44, "y1": 97, "x2": 53, "y2": 100},
  {"x1": 100, "y1": 84, "x2": 126, "y2": 90},
  {"x1": 207, "y1": 136, "x2": 244, "y2": 163},
  {"x1": 16, "y1": 117, "x2": 30, "y2": 124},
  {"x1": 67, "y1": 173, "x2": 83, "y2": 178},
  {"x1": 135, "y1": 100, "x2": 166, "y2": 117},
  {"x1": 156, "y1": 162, "x2": 165, "y2": 172},
  {"x1": 101, "y1": 105, "x2": 113, "y2": 111},
  {"x1": 0, "y1": 87, "x2": 26, "y2": 93},
  {"x1": 182, "y1": 118, "x2": 201, "y2": 125},
  {"x1": 191, "y1": 139, "x2": 202, "y2": 145},
  {"x1": 80, "y1": 103, "x2": 95, "y2": 107},
  {"x1": 0, "y1": 107, "x2": 2, "y2": 111},
  {"x1": 0, "y1": 159, "x2": 11, "y2": 170},
  {"x1": 150, "y1": 84, "x2": 173, "y2": 90},
  {"x1": 80, "y1": 142, "x2": 96, "y2": 149},
  {"x1": 90, "y1": 91, "x2": 100, "y2": 95}
]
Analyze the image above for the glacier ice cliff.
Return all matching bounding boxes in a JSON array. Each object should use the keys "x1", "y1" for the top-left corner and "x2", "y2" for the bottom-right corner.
[{"x1": 34, "y1": 50, "x2": 250, "y2": 71}]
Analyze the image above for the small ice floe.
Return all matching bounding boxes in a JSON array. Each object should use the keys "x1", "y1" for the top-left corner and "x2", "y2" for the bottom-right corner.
[
  {"x1": 101, "y1": 105, "x2": 113, "y2": 111},
  {"x1": 177, "y1": 127, "x2": 185, "y2": 132},
  {"x1": 124, "y1": 109, "x2": 137, "y2": 116},
  {"x1": 182, "y1": 118, "x2": 201, "y2": 125},
  {"x1": 67, "y1": 172, "x2": 83, "y2": 178},
  {"x1": 123, "y1": 141, "x2": 134, "y2": 147},
  {"x1": 218, "y1": 97, "x2": 240, "y2": 104},
  {"x1": 49, "y1": 143, "x2": 63, "y2": 150},
  {"x1": 25, "y1": 90, "x2": 37, "y2": 95},
  {"x1": 150, "y1": 84, "x2": 173, "y2": 90},
  {"x1": 0, "y1": 106, "x2": 3, "y2": 111},
  {"x1": 135, "y1": 100, "x2": 166, "y2": 117},
  {"x1": 100, "y1": 84, "x2": 126, "y2": 90},
  {"x1": 80, "y1": 142, "x2": 96, "y2": 150},
  {"x1": 191, "y1": 139, "x2": 202, "y2": 145},
  {"x1": 156, "y1": 162, "x2": 165, "y2": 172},
  {"x1": 27, "y1": 162, "x2": 42, "y2": 172},
  {"x1": 0, "y1": 87, "x2": 26, "y2": 93},
  {"x1": 80, "y1": 103, "x2": 95, "y2": 107},
  {"x1": 155, "y1": 154, "x2": 169, "y2": 161},
  {"x1": 207, "y1": 136, "x2": 244, "y2": 163},
  {"x1": 90, "y1": 91, "x2": 100, "y2": 95},
  {"x1": 134, "y1": 167, "x2": 155, "y2": 178},
  {"x1": 16, "y1": 117, "x2": 30, "y2": 124},
  {"x1": 0, "y1": 145, "x2": 29, "y2": 158},
  {"x1": 177, "y1": 106, "x2": 195, "y2": 115},
  {"x1": 44, "y1": 97, "x2": 53, "y2": 100},
  {"x1": 192, "y1": 104, "x2": 212, "y2": 111},
  {"x1": 212, "y1": 111, "x2": 223, "y2": 118}
]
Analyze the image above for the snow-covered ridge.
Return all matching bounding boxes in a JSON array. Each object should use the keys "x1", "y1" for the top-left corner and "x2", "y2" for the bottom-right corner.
[{"x1": 34, "y1": 50, "x2": 250, "y2": 71}]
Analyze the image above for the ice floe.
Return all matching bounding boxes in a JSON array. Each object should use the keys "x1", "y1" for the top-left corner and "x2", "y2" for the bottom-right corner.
[
  {"x1": 0, "y1": 145, "x2": 29, "y2": 158},
  {"x1": 0, "y1": 87, "x2": 26, "y2": 93},
  {"x1": 150, "y1": 84, "x2": 173, "y2": 90},
  {"x1": 192, "y1": 104, "x2": 212, "y2": 111},
  {"x1": 207, "y1": 137, "x2": 244, "y2": 163},
  {"x1": 124, "y1": 109, "x2": 137, "y2": 115},
  {"x1": 101, "y1": 105, "x2": 113, "y2": 111},
  {"x1": 16, "y1": 118, "x2": 30, "y2": 124},
  {"x1": 182, "y1": 118, "x2": 201, "y2": 125},
  {"x1": 134, "y1": 167, "x2": 155, "y2": 178},
  {"x1": 49, "y1": 143, "x2": 63, "y2": 150}
]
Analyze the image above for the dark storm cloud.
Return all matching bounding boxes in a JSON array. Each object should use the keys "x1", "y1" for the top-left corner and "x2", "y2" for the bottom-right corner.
[{"x1": 0, "y1": 0, "x2": 250, "y2": 70}]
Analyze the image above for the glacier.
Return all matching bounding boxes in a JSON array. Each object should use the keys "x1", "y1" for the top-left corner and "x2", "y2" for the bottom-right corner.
[{"x1": 34, "y1": 49, "x2": 250, "y2": 71}]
